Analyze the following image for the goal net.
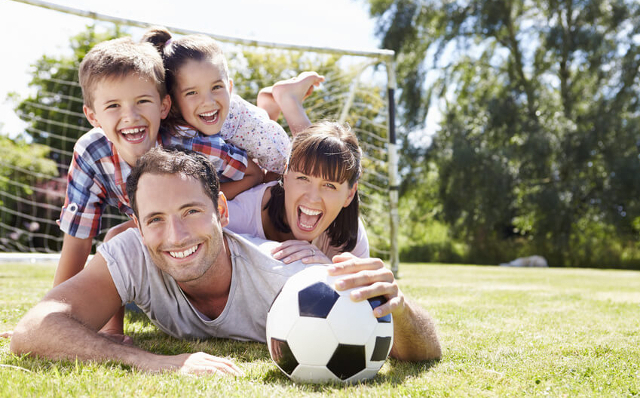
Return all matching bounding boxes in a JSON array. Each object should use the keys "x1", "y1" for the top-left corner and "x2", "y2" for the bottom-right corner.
[{"x1": 0, "y1": 0, "x2": 400, "y2": 270}]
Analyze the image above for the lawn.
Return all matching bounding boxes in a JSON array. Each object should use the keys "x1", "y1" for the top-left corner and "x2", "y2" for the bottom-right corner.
[{"x1": 1, "y1": 262, "x2": 639, "y2": 397}]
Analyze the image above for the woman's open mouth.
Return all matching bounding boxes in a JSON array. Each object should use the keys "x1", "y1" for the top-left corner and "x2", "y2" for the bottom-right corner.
[{"x1": 297, "y1": 205, "x2": 322, "y2": 231}]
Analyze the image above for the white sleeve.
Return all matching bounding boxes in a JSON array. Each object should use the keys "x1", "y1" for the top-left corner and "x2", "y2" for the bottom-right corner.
[
  {"x1": 226, "y1": 182, "x2": 274, "y2": 238},
  {"x1": 349, "y1": 218, "x2": 370, "y2": 258},
  {"x1": 222, "y1": 95, "x2": 290, "y2": 174},
  {"x1": 97, "y1": 228, "x2": 149, "y2": 306}
]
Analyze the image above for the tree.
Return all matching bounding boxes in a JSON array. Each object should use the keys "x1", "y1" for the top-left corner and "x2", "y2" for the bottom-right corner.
[
  {"x1": 367, "y1": 0, "x2": 640, "y2": 267},
  {"x1": 0, "y1": 135, "x2": 58, "y2": 251},
  {"x1": 14, "y1": 25, "x2": 124, "y2": 169}
]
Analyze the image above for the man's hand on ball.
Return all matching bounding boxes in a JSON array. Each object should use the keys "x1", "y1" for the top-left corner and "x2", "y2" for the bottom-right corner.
[{"x1": 327, "y1": 253, "x2": 406, "y2": 318}]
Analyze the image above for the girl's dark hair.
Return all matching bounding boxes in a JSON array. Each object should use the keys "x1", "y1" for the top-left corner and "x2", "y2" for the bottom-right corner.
[
  {"x1": 141, "y1": 26, "x2": 230, "y2": 134},
  {"x1": 266, "y1": 121, "x2": 362, "y2": 252}
]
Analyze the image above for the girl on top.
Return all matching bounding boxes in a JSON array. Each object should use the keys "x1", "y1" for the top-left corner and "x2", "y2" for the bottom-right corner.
[{"x1": 142, "y1": 27, "x2": 324, "y2": 186}]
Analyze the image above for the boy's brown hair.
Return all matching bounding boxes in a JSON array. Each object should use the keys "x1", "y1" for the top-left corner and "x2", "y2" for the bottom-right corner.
[{"x1": 79, "y1": 37, "x2": 166, "y2": 109}]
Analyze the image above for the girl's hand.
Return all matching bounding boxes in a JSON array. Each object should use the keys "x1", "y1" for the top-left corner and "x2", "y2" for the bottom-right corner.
[{"x1": 271, "y1": 240, "x2": 331, "y2": 264}]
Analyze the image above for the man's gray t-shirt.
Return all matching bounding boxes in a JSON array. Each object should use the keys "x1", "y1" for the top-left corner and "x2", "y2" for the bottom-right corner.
[{"x1": 97, "y1": 228, "x2": 313, "y2": 342}]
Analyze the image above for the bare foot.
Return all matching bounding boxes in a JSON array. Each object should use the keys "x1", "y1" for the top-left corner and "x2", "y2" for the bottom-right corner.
[
  {"x1": 258, "y1": 71, "x2": 326, "y2": 121},
  {"x1": 271, "y1": 71, "x2": 325, "y2": 105},
  {"x1": 0, "y1": 330, "x2": 13, "y2": 339},
  {"x1": 270, "y1": 72, "x2": 325, "y2": 135}
]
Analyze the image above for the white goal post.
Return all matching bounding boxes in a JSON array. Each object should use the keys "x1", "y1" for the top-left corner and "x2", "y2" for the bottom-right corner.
[{"x1": 2, "y1": 0, "x2": 400, "y2": 275}]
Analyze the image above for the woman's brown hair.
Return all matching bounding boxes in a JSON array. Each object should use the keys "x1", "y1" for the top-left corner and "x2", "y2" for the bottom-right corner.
[{"x1": 266, "y1": 121, "x2": 362, "y2": 252}]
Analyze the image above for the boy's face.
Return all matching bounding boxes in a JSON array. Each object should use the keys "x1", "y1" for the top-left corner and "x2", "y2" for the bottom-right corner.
[
  {"x1": 83, "y1": 74, "x2": 171, "y2": 166},
  {"x1": 174, "y1": 58, "x2": 232, "y2": 136}
]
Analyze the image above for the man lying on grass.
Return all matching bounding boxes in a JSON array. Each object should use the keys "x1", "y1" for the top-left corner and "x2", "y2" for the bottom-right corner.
[{"x1": 10, "y1": 147, "x2": 441, "y2": 376}]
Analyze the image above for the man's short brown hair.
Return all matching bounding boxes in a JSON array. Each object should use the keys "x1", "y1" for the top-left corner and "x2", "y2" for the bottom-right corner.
[{"x1": 126, "y1": 147, "x2": 220, "y2": 220}]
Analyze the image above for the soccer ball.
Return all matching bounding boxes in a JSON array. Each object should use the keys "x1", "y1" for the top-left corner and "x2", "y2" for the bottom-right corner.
[{"x1": 266, "y1": 265, "x2": 394, "y2": 383}]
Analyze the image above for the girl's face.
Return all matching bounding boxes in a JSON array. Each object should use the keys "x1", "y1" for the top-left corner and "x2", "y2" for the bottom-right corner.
[
  {"x1": 174, "y1": 58, "x2": 232, "y2": 136},
  {"x1": 282, "y1": 169, "x2": 357, "y2": 242}
]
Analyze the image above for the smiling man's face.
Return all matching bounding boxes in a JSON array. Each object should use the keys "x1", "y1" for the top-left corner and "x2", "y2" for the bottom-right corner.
[{"x1": 134, "y1": 172, "x2": 228, "y2": 283}]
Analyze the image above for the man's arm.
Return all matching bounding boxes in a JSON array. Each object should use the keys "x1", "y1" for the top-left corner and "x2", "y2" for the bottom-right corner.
[
  {"x1": 10, "y1": 253, "x2": 242, "y2": 376},
  {"x1": 327, "y1": 255, "x2": 442, "y2": 362},
  {"x1": 384, "y1": 298, "x2": 442, "y2": 361}
]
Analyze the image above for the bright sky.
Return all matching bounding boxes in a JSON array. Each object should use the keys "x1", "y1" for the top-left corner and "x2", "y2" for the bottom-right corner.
[{"x1": 0, "y1": 0, "x2": 379, "y2": 135}]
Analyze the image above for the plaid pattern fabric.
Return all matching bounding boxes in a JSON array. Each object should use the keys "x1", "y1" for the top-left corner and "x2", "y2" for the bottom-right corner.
[
  {"x1": 162, "y1": 128, "x2": 248, "y2": 183},
  {"x1": 60, "y1": 128, "x2": 248, "y2": 239},
  {"x1": 59, "y1": 129, "x2": 136, "y2": 239}
]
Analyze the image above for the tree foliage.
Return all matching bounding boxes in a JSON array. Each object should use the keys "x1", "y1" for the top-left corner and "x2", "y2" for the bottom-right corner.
[
  {"x1": 0, "y1": 135, "x2": 58, "y2": 251},
  {"x1": 367, "y1": 0, "x2": 640, "y2": 267},
  {"x1": 15, "y1": 25, "x2": 123, "y2": 168}
]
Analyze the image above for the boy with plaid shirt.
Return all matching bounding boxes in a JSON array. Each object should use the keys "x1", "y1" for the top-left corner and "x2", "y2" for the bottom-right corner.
[{"x1": 57, "y1": 37, "x2": 263, "y2": 341}]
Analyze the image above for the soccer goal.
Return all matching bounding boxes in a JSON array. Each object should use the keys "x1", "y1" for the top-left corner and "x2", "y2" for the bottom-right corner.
[{"x1": 0, "y1": 0, "x2": 400, "y2": 274}]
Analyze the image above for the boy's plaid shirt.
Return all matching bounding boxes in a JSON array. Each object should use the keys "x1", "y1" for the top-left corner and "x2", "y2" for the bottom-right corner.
[{"x1": 59, "y1": 128, "x2": 247, "y2": 239}]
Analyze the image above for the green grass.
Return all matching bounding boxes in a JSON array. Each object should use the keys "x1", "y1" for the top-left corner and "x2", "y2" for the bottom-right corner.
[{"x1": 1, "y1": 262, "x2": 639, "y2": 397}]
